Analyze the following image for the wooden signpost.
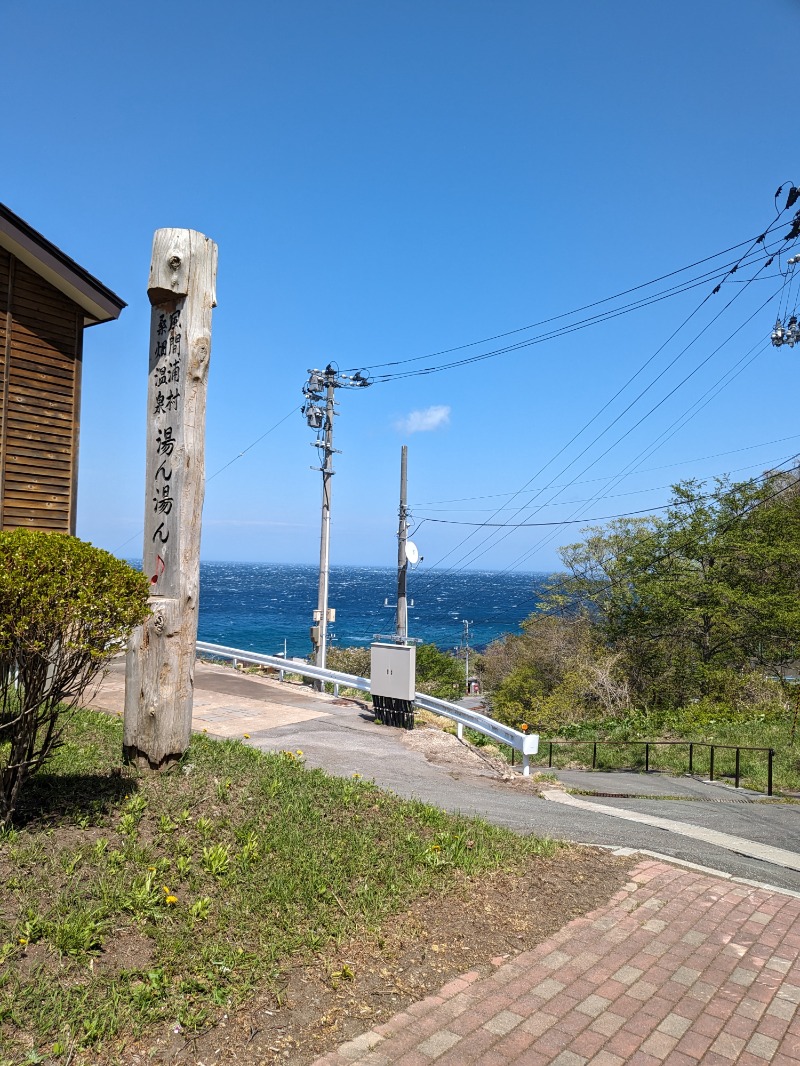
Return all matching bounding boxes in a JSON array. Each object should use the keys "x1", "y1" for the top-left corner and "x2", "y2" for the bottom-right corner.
[{"x1": 123, "y1": 229, "x2": 217, "y2": 769}]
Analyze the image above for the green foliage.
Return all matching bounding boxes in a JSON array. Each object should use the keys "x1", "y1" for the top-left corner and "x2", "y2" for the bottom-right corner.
[
  {"x1": 325, "y1": 645, "x2": 371, "y2": 679},
  {"x1": 484, "y1": 472, "x2": 800, "y2": 750},
  {"x1": 0, "y1": 530, "x2": 150, "y2": 825},
  {"x1": 543, "y1": 474, "x2": 800, "y2": 711},
  {"x1": 326, "y1": 642, "x2": 465, "y2": 700},
  {"x1": 414, "y1": 643, "x2": 465, "y2": 699},
  {"x1": 0, "y1": 710, "x2": 559, "y2": 1058}
]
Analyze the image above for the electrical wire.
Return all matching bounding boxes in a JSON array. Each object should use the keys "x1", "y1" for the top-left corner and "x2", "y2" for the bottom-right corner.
[
  {"x1": 416, "y1": 459, "x2": 798, "y2": 527},
  {"x1": 362, "y1": 223, "x2": 790, "y2": 383},
  {"x1": 540, "y1": 457, "x2": 800, "y2": 601},
  {"x1": 415, "y1": 452, "x2": 793, "y2": 513},
  {"x1": 499, "y1": 339, "x2": 771, "y2": 574},
  {"x1": 413, "y1": 432, "x2": 800, "y2": 507},
  {"x1": 112, "y1": 406, "x2": 300, "y2": 556},
  {"x1": 346, "y1": 229, "x2": 778, "y2": 375},
  {"x1": 427, "y1": 259, "x2": 784, "y2": 575}
]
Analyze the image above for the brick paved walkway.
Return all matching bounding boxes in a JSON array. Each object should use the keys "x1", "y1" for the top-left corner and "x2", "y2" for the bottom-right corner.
[{"x1": 312, "y1": 859, "x2": 800, "y2": 1065}]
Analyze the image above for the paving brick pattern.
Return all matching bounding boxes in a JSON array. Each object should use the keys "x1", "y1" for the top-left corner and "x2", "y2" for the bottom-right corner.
[{"x1": 312, "y1": 860, "x2": 800, "y2": 1065}]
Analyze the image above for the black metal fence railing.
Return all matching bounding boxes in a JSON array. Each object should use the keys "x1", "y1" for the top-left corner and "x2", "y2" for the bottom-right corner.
[{"x1": 542, "y1": 738, "x2": 775, "y2": 796}]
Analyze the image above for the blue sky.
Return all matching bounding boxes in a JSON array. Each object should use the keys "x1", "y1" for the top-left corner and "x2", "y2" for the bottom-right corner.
[{"x1": 4, "y1": 0, "x2": 800, "y2": 574}]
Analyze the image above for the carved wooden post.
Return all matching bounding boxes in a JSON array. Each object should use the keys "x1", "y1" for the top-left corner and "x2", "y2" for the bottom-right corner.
[{"x1": 123, "y1": 229, "x2": 217, "y2": 769}]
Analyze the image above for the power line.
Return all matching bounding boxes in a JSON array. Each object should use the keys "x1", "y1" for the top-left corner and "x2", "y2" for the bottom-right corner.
[
  {"x1": 348, "y1": 228, "x2": 778, "y2": 375},
  {"x1": 206, "y1": 406, "x2": 300, "y2": 484},
  {"x1": 417, "y1": 460, "x2": 798, "y2": 528},
  {"x1": 414, "y1": 432, "x2": 800, "y2": 507},
  {"x1": 430, "y1": 261, "x2": 784, "y2": 574},
  {"x1": 415, "y1": 452, "x2": 794, "y2": 513},
  {"x1": 499, "y1": 339, "x2": 771, "y2": 574},
  {"x1": 113, "y1": 406, "x2": 300, "y2": 556}
]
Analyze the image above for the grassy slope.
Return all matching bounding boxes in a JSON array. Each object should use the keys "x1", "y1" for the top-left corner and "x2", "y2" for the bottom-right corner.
[
  {"x1": 529, "y1": 712, "x2": 799, "y2": 795},
  {"x1": 0, "y1": 710, "x2": 557, "y2": 1062}
]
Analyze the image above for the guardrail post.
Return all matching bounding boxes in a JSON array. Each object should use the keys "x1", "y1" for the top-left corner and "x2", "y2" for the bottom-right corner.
[
  {"x1": 735, "y1": 747, "x2": 741, "y2": 789},
  {"x1": 689, "y1": 742, "x2": 694, "y2": 774},
  {"x1": 279, "y1": 668, "x2": 284, "y2": 682},
  {"x1": 768, "y1": 749, "x2": 774, "y2": 797},
  {"x1": 333, "y1": 682, "x2": 339, "y2": 697},
  {"x1": 645, "y1": 742, "x2": 650, "y2": 773},
  {"x1": 548, "y1": 741, "x2": 553, "y2": 768},
  {"x1": 710, "y1": 745, "x2": 715, "y2": 782},
  {"x1": 457, "y1": 722, "x2": 464, "y2": 741},
  {"x1": 592, "y1": 741, "x2": 597, "y2": 769},
  {"x1": 522, "y1": 752, "x2": 530, "y2": 776}
]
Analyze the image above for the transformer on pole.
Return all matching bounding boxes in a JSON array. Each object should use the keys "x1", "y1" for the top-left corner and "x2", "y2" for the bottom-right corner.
[{"x1": 301, "y1": 364, "x2": 370, "y2": 669}]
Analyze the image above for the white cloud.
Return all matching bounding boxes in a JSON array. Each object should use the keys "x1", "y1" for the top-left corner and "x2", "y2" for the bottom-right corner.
[{"x1": 395, "y1": 404, "x2": 451, "y2": 434}]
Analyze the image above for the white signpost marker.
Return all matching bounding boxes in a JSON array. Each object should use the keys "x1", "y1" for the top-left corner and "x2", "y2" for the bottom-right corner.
[{"x1": 124, "y1": 229, "x2": 218, "y2": 768}]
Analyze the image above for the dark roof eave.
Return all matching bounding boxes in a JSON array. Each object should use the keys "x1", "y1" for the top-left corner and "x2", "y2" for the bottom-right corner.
[{"x1": 0, "y1": 203, "x2": 127, "y2": 327}]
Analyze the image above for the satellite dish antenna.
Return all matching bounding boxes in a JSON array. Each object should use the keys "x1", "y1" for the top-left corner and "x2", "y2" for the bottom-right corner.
[{"x1": 405, "y1": 541, "x2": 419, "y2": 565}]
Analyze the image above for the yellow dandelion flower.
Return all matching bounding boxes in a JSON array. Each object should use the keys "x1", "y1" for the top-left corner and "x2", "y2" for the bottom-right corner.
[
  {"x1": 163, "y1": 885, "x2": 171, "y2": 894},
  {"x1": 165, "y1": 895, "x2": 178, "y2": 905},
  {"x1": 202, "y1": 728, "x2": 208, "y2": 733},
  {"x1": 18, "y1": 937, "x2": 28, "y2": 945},
  {"x1": 243, "y1": 733, "x2": 250, "y2": 739},
  {"x1": 296, "y1": 749, "x2": 303, "y2": 756}
]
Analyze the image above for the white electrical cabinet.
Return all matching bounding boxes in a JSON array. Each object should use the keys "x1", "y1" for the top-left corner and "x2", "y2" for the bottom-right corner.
[{"x1": 370, "y1": 643, "x2": 416, "y2": 701}]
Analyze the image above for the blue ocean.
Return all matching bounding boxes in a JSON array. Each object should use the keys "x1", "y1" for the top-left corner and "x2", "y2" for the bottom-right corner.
[{"x1": 195, "y1": 562, "x2": 550, "y2": 659}]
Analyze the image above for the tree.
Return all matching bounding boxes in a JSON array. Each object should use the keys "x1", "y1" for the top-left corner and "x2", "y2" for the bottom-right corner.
[
  {"x1": 542, "y1": 471, "x2": 800, "y2": 710},
  {"x1": 415, "y1": 644, "x2": 465, "y2": 699},
  {"x1": 0, "y1": 531, "x2": 150, "y2": 824}
]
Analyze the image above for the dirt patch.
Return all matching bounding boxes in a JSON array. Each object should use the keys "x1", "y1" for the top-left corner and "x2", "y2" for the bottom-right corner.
[
  {"x1": 399, "y1": 725, "x2": 568, "y2": 794},
  {"x1": 132, "y1": 845, "x2": 634, "y2": 1066},
  {"x1": 94, "y1": 929, "x2": 155, "y2": 976}
]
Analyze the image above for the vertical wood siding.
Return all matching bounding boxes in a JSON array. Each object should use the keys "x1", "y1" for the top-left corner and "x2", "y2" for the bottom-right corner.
[{"x1": 0, "y1": 253, "x2": 80, "y2": 533}]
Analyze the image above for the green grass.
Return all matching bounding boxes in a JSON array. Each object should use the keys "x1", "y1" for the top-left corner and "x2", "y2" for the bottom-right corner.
[
  {"x1": 529, "y1": 710, "x2": 800, "y2": 795},
  {"x1": 0, "y1": 710, "x2": 558, "y2": 1062}
]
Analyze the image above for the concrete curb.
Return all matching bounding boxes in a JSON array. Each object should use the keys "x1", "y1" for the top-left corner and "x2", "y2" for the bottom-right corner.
[{"x1": 544, "y1": 787, "x2": 800, "y2": 873}]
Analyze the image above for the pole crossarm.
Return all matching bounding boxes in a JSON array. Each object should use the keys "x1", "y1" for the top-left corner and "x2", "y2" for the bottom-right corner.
[{"x1": 300, "y1": 364, "x2": 371, "y2": 670}]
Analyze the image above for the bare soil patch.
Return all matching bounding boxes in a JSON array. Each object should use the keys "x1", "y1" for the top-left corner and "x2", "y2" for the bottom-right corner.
[{"x1": 129, "y1": 846, "x2": 633, "y2": 1066}]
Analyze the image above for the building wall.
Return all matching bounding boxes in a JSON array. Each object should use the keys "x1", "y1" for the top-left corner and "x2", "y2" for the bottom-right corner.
[{"x1": 0, "y1": 247, "x2": 82, "y2": 534}]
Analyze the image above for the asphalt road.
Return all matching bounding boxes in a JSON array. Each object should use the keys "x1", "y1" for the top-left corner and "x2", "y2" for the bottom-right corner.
[
  {"x1": 95, "y1": 660, "x2": 800, "y2": 891},
  {"x1": 248, "y1": 698, "x2": 800, "y2": 893}
]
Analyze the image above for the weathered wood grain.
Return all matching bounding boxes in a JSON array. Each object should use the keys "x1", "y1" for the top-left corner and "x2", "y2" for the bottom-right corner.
[{"x1": 124, "y1": 228, "x2": 217, "y2": 769}]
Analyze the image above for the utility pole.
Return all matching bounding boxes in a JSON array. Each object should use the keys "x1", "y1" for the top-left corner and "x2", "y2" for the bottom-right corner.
[
  {"x1": 315, "y1": 376, "x2": 335, "y2": 669},
  {"x1": 396, "y1": 445, "x2": 408, "y2": 643},
  {"x1": 301, "y1": 365, "x2": 370, "y2": 669},
  {"x1": 462, "y1": 619, "x2": 473, "y2": 694}
]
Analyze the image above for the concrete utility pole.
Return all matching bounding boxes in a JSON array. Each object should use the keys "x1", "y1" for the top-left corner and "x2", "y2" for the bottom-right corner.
[
  {"x1": 124, "y1": 228, "x2": 217, "y2": 769},
  {"x1": 462, "y1": 618, "x2": 474, "y2": 694},
  {"x1": 396, "y1": 445, "x2": 409, "y2": 643},
  {"x1": 302, "y1": 365, "x2": 371, "y2": 668},
  {"x1": 315, "y1": 377, "x2": 336, "y2": 669}
]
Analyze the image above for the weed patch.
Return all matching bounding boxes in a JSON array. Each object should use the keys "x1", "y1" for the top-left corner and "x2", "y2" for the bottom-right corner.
[{"x1": 0, "y1": 709, "x2": 562, "y2": 1062}]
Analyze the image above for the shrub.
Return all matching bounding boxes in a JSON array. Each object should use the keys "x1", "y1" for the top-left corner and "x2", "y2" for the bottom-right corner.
[{"x1": 0, "y1": 530, "x2": 150, "y2": 824}]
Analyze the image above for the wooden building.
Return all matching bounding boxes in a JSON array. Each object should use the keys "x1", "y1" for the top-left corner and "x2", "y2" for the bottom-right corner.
[{"x1": 0, "y1": 204, "x2": 125, "y2": 534}]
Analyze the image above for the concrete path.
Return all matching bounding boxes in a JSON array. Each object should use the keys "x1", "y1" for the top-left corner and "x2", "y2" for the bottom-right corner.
[{"x1": 312, "y1": 858, "x2": 800, "y2": 1065}]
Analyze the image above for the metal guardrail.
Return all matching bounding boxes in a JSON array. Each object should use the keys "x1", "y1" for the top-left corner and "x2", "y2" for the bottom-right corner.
[
  {"x1": 542, "y1": 738, "x2": 775, "y2": 796},
  {"x1": 196, "y1": 641, "x2": 539, "y2": 775}
]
